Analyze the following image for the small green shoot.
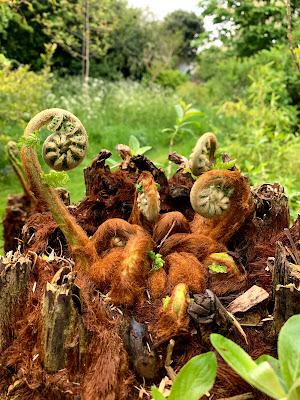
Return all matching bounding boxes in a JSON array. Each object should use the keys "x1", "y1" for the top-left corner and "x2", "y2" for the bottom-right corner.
[
  {"x1": 135, "y1": 182, "x2": 143, "y2": 193},
  {"x1": 41, "y1": 170, "x2": 70, "y2": 187},
  {"x1": 151, "y1": 352, "x2": 217, "y2": 400},
  {"x1": 19, "y1": 130, "x2": 40, "y2": 148},
  {"x1": 208, "y1": 264, "x2": 228, "y2": 274},
  {"x1": 148, "y1": 251, "x2": 165, "y2": 271},
  {"x1": 213, "y1": 159, "x2": 237, "y2": 170},
  {"x1": 162, "y1": 295, "x2": 171, "y2": 310}
]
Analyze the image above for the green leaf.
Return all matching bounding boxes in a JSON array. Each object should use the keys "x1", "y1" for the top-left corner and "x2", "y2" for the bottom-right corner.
[
  {"x1": 211, "y1": 334, "x2": 257, "y2": 383},
  {"x1": 182, "y1": 111, "x2": 204, "y2": 121},
  {"x1": 138, "y1": 145, "x2": 152, "y2": 155},
  {"x1": 151, "y1": 386, "x2": 166, "y2": 400},
  {"x1": 256, "y1": 355, "x2": 281, "y2": 378},
  {"x1": 135, "y1": 183, "x2": 143, "y2": 193},
  {"x1": 208, "y1": 264, "x2": 227, "y2": 274},
  {"x1": 168, "y1": 352, "x2": 217, "y2": 400},
  {"x1": 211, "y1": 334, "x2": 286, "y2": 400},
  {"x1": 148, "y1": 251, "x2": 165, "y2": 271},
  {"x1": 278, "y1": 315, "x2": 300, "y2": 391},
  {"x1": 128, "y1": 135, "x2": 140, "y2": 154},
  {"x1": 248, "y1": 361, "x2": 286, "y2": 399}
]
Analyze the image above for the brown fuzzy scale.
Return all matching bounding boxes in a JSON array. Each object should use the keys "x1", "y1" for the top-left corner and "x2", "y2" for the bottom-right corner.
[
  {"x1": 89, "y1": 248, "x2": 124, "y2": 291},
  {"x1": 166, "y1": 252, "x2": 208, "y2": 294},
  {"x1": 108, "y1": 231, "x2": 153, "y2": 306},
  {"x1": 190, "y1": 170, "x2": 252, "y2": 244},
  {"x1": 147, "y1": 268, "x2": 167, "y2": 299},
  {"x1": 159, "y1": 232, "x2": 226, "y2": 261},
  {"x1": 203, "y1": 253, "x2": 247, "y2": 296},
  {"x1": 153, "y1": 211, "x2": 190, "y2": 245},
  {"x1": 0, "y1": 258, "x2": 132, "y2": 400}
]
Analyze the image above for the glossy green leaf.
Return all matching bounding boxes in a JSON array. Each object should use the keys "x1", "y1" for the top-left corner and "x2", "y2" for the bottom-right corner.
[
  {"x1": 211, "y1": 334, "x2": 286, "y2": 400},
  {"x1": 256, "y1": 354, "x2": 283, "y2": 383},
  {"x1": 151, "y1": 386, "x2": 166, "y2": 400},
  {"x1": 279, "y1": 315, "x2": 300, "y2": 391},
  {"x1": 168, "y1": 352, "x2": 217, "y2": 400},
  {"x1": 248, "y1": 361, "x2": 286, "y2": 399},
  {"x1": 211, "y1": 334, "x2": 257, "y2": 383}
]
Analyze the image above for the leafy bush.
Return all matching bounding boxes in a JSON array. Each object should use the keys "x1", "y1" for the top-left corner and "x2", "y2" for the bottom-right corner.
[
  {"x1": 0, "y1": 54, "x2": 50, "y2": 169},
  {"x1": 211, "y1": 314, "x2": 300, "y2": 399},
  {"x1": 156, "y1": 69, "x2": 188, "y2": 90}
]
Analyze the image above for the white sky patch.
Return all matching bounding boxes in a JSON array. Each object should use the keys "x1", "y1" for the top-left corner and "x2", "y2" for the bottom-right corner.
[{"x1": 127, "y1": 0, "x2": 199, "y2": 19}]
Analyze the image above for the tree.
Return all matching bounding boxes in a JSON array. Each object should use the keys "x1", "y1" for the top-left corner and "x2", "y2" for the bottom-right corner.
[
  {"x1": 40, "y1": 0, "x2": 119, "y2": 85},
  {"x1": 0, "y1": 1, "x2": 52, "y2": 70},
  {"x1": 93, "y1": 4, "x2": 157, "y2": 80},
  {"x1": 143, "y1": 21, "x2": 183, "y2": 81},
  {"x1": 163, "y1": 10, "x2": 204, "y2": 61},
  {"x1": 199, "y1": 0, "x2": 300, "y2": 57}
]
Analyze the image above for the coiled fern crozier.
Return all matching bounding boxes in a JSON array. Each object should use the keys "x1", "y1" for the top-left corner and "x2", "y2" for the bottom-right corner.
[{"x1": 20, "y1": 108, "x2": 97, "y2": 268}]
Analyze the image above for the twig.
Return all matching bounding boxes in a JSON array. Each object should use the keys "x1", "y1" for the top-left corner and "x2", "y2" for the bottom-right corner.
[
  {"x1": 157, "y1": 221, "x2": 176, "y2": 249},
  {"x1": 165, "y1": 339, "x2": 176, "y2": 381},
  {"x1": 284, "y1": 228, "x2": 300, "y2": 265}
]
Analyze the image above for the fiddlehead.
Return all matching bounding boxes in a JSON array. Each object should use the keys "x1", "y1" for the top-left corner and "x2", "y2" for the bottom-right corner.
[
  {"x1": 190, "y1": 170, "x2": 252, "y2": 243},
  {"x1": 20, "y1": 109, "x2": 96, "y2": 269},
  {"x1": 42, "y1": 112, "x2": 87, "y2": 171},
  {"x1": 155, "y1": 283, "x2": 190, "y2": 341},
  {"x1": 191, "y1": 182, "x2": 233, "y2": 219},
  {"x1": 130, "y1": 171, "x2": 160, "y2": 225},
  {"x1": 189, "y1": 132, "x2": 217, "y2": 176},
  {"x1": 91, "y1": 218, "x2": 144, "y2": 255},
  {"x1": 203, "y1": 252, "x2": 246, "y2": 296}
]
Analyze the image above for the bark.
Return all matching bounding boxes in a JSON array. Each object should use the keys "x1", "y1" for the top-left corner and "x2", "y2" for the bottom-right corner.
[
  {"x1": 0, "y1": 250, "x2": 32, "y2": 351},
  {"x1": 272, "y1": 241, "x2": 300, "y2": 335},
  {"x1": 41, "y1": 266, "x2": 87, "y2": 373}
]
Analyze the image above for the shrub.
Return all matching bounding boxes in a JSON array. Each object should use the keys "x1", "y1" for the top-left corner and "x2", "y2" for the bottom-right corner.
[
  {"x1": 156, "y1": 69, "x2": 188, "y2": 90},
  {"x1": 0, "y1": 54, "x2": 50, "y2": 169}
]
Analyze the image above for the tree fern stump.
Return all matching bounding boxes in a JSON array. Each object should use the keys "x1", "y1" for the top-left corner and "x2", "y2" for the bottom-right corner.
[{"x1": 0, "y1": 249, "x2": 32, "y2": 351}]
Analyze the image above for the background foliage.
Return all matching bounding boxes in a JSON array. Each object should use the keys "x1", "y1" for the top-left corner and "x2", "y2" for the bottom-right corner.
[{"x1": 1, "y1": 0, "x2": 300, "y2": 251}]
